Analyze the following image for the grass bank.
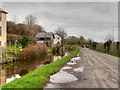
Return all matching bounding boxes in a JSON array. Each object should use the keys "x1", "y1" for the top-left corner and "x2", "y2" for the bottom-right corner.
[
  {"x1": 7, "y1": 44, "x2": 20, "y2": 54},
  {"x1": 91, "y1": 49, "x2": 119, "y2": 57},
  {"x1": 2, "y1": 46, "x2": 79, "y2": 88}
]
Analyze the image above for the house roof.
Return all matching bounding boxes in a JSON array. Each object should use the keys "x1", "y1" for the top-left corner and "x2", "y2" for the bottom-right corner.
[
  {"x1": 0, "y1": 8, "x2": 8, "y2": 14},
  {"x1": 35, "y1": 32, "x2": 54, "y2": 38}
]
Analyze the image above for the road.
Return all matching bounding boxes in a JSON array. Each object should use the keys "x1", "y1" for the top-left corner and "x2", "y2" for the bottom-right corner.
[{"x1": 45, "y1": 48, "x2": 118, "y2": 88}]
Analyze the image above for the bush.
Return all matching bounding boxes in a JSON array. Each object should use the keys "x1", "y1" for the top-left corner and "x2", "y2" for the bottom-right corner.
[
  {"x1": 66, "y1": 45, "x2": 75, "y2": 51},
  {"x1": 52, "y1": 45, "x2": 61, "y2": 54},
  {"x1": 92, "y1": 42, "x2": 98, "y2": 50},
  {"x1": 19, "y1": 44, "x2": 47, "y2": 60},
  {"x1": 20, "y1": 36, "x2": 29, "y2": 48}
]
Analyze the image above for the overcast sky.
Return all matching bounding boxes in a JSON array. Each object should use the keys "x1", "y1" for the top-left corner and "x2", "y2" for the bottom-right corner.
[{"x1": 2, "y1": 2, "x2": 118, "y2": 42}]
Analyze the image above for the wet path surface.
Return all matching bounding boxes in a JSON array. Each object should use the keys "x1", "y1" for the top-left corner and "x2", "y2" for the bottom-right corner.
[{"x1": 44, "y1": 48, "x2": 118, "y2": 88}]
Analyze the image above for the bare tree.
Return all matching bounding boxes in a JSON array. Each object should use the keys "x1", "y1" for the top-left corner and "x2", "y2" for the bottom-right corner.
[
  {"x1": 55, "y1": 27, "x2": 67, "y2": 39},
  {"x1": 66, "y1": 36, "x2": 79, "y2": 45},
  {"x1": 79, "y1": 36, "x2": 86, "y2": 46},
  {"x1": 55, "y1": 27, "x2": 67, "y2": 46},
  {"x1": 105, "y1": 33, "x2": 114, "y2": 42},
  {"x1": 12, "y1": 15, "x2": 18, "y2": 24},
  {"x1": 23, "y1": 15, "x2": 38, "y2": 38},
  {"x1": 24, "y1": 15, "x2": 37, "y2": 27},
  {"x1": 86, "y1": 39, "x2": 92, "y2": 45}
]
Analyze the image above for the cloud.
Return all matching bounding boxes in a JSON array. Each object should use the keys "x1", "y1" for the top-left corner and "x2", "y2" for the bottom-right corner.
[
  {"x1": 2, "y1": 0, "x2": 119, "y2": 2},
  {"x1": 2, "y1": 2, "x2": 118, "y2": 42}
]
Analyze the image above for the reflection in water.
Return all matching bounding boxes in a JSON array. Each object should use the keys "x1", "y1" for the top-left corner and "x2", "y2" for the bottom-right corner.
[
  {"x1": 6, "y1": 74, "x2": 21, "y2": 83},
  {"x1": 53, "y1": 56, "x2": 62, "y2": 61},
  {"x1": 1, "y1": 52, "x2": 69, "y2": 85},
  {"x1": 1, "y1": 70, "x2": 6, "y2": 85},
  {"x1": 19, "y1": 69, "x2": 29, "y2": 76}
]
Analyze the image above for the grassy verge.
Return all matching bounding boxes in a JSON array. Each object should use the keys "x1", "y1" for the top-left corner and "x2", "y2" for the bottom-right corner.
[
  {"x1": 7, "y1": 44, "x2": 20, "y2": 54},
  {"x1": 91, "y1": 49, "x2": 119, "y2": 57},
  {"x1": 1, "y1": 46, "x2": 79, "y2": 88}
]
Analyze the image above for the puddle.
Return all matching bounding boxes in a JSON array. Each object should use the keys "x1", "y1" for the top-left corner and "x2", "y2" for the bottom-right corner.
[
  {"x1": 50, "y1": 70, "x2": 78, "y2": 83},
  {"x1": 71, "y1": 57, "x2": 81, "y2": 61},
  {"x1": 74, "y1": 67, "x2": 84, "y2": 72},
  {"x1": 53, "y1": 56, "x2": 62, "y2": 61},
  {"x1": 105, "y1": 71, "x2": 110, "y2": 75},
  {"x1": 71, "y1": 57, "x2": 81, "y2": 62},
  {"x1": 6, "y1": 74, "x2": 21, "y2": 83},
  {"x1": 67, "y1": 62, "x2": 76, "y2": 65},
  {"x1": 111, "y1": 78, "x2": 118, "y2": 82},
  {"x1": 64, "y1": 52, "x2": 70, "y2": 57},
  {"x1": 93, "y1": 66, "x2": 98, "y2": 69},
  {"x1": 62, "y1": 66, "x2": 72, "y2": 70}
]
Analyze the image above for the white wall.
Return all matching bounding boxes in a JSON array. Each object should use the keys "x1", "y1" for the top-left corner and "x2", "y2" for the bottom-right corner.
[
  {"x1": 0, "y1": 13, "x2": 7, "y2": 50},
  {"x1": 53, "y1": 34, "x2": 62, "y2": 45},
  {"x1": 36, "y1": 41, "x2": 44, "y2": 44}
]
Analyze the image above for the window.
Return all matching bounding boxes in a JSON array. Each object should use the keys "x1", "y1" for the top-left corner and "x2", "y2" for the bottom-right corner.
[
  {"x1": 39, "y1": 38, "x2": 44, "y2": 40},
  {"x1": 58, "y1": 37, "x2": 59, "y2": 39},
  {"x1": 0, "y1": 26, "x2": 1, "y2": 36},
  {"x1": 57, "y1": 41, "x2": 60, "y2": 44},
  {"x1": 0, "y1": 41, "x2": 1, "y2": 46},
  {"x1": 53, "y1": 34, "x2": 55, "y2": 39},
  {"x1": 0, "y1": 13, "x2": 1, "y2": 21}
]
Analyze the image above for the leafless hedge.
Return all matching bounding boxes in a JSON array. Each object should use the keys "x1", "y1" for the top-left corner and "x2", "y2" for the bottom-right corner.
[
  {"x1": 96, "y1": 43, "x2": 119, "y2": 55},
  {"x1": 19, "y1": 44, "x2": 47, "y2": 60}
]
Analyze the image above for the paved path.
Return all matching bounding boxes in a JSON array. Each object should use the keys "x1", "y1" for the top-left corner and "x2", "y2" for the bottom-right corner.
[{"x1": 45, "y1": 48, "x2": 118, "y2": 88}]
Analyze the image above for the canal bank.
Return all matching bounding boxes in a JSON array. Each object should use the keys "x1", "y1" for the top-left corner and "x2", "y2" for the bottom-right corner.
[
  {"x1": 1, "y1": 51, "x2": 67, "y2": 85},
  {"x1": 1, "y1": 46, "x2": 79, "y2": 88}
]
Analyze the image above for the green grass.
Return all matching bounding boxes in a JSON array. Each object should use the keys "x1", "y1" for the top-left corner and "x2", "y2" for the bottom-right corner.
[
  {"x1": 1, "y1": 46, "x2": 79, "y2": 88},
  {"x1": 93, "y1": 49, "x2": 119, "y2": 57},
  {"x1": 7, "y1": 44, "x2": 20, "y2": 54},
  {"x1": 48, "y1": 48, "x2": 52, "y2": 53},
  {"x1": 3, "y1": 63, "x2": 14, "y2": 69}
]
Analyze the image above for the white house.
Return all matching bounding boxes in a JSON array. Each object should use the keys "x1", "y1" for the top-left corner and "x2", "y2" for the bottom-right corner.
[
  {"x1": 53, "y1": 34, "x2": 62, "y2": 46},
  {"x1": 35, "y1": 32, "x2": 62, "y2": 47}
]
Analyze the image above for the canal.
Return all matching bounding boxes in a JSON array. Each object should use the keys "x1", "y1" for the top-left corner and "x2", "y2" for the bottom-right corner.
[{"x1": 1, "y1": 51, "x2": 69, "y2": 85}]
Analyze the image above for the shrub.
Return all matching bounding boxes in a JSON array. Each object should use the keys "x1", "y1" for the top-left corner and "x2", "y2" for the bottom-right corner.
[
  {"x1": 20, "y1": 36, "x2": 29, "y2": 48},
  {"x1": 92, "y1": 42, "x2": 98, "y2": 50},
  {"x1": 117, "y1": 42, "x2": 120, "y2": 51},
  {"x1": 104, "y1": 42, "x2": 107, "y2": 52},
  {"x1": 52, "y1": 45, "x2": 61, "y2": 54},
  {"x1": 106, "y1": 40, "x2": 112, "y2": 52},
  {"x1": 19, "y1": 44, "x2": 47, "y2": 60}
]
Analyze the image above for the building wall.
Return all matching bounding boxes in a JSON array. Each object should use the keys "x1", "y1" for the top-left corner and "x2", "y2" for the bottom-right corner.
[
  {"x1": 36, "y1": 34, "x2": 61, "y2": 47},
  {"x1": 0, "y1": 12, "x2": 7, "y2": 50},
  {"x1": 36, "y1": 36, "x2": 54, "y2": 47},
  {"x1": 36, "y1": 40, "x2": 51, "y2": 47},
  {"x1": 53, "y1": 34, "x2": 62, "y2": 46}
]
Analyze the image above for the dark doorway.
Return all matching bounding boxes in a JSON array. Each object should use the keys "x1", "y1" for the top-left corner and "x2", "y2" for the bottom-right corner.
[{"x1": 46, "y1": 42, "x2": 49, "y2": 47}]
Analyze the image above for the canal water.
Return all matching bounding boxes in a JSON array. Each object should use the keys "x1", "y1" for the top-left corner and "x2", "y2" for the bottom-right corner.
[{"x1": 1, "y1": 52, "x2": 69, "y2": 85}]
